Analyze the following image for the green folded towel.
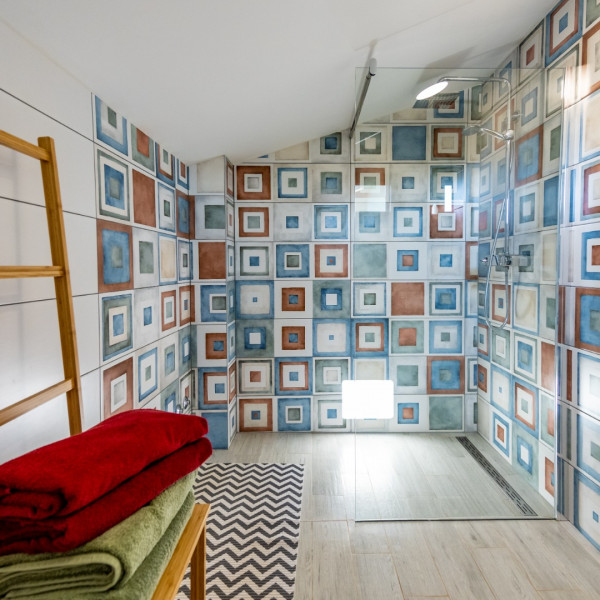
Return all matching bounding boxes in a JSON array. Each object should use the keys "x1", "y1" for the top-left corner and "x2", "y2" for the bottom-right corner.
[
  {"x1": 0, "y1": 471, "x2": 195, "y2": 599},
  {"x1": 88, "y1": 491, "x2": 195, "y2": 600}
]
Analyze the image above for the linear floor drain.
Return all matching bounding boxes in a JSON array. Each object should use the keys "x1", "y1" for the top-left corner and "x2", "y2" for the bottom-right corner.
[{"x1": 456, "y1": 436, "x2": 537, "y2": 517}]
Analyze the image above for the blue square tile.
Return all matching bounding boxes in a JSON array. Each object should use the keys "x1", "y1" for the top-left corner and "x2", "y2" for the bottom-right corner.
[
  {"x1": 178, "y1": 196, "x2": 190, "y2": 235},
  {"x1": 321, "y1": 133, "x2": 341, "y2": 153},
  {"x1": 95, "y1": 96, "x2": 128, "y2": 154},
  {"x1": 439, "y1": 254, "x2": 453, "y2": 267},
  {"x1": 324, "y1": 136, "x2": 339, "y2": 150},
  {"x1": 104, "y1": 165, "x2": 125, "y2": 208},
  {"x1": 278, "y1": 167, "x2": 308, "y2": 198},
  {"x1": 579, "y1": 292, "x2": 600, "y2": 348},
  {"x1": 314, "y1": 205, "x2": 348, "y2": 240},
  {"x1": 392, "y1": 126, "x2": 427, "y2": 161},
  {"x1": 430, "y1": 165, "x2": 465, "y2": 200},
  {"x1": 286, "y1": 215, "x2": 299, "y2": 229},
  {"x1": 520, "y1": 88, "x2": 539, "y2": 125},
  {"x1": 200, "y1": 284, "x2": 227, "y2": 322},
  {"x1": 519, "y1": 193, "x2": 536, "y2": 223},
  {"x1": 321, "y1": 172, "x2": 343, "y2": 194},
  {"x1": 393, "y1": 207, "x2": 423, "y2": 238},
  {"x1": 200, "y1": 412, "x2": 229, "y2": 449},
  {"x1": 397, "y1": 402, "x2": 419, "y2": 425},
  {"x1": 113, "y1": 313, "x2": 124, "y2": 336},
  {"x1": 277, "y1": 397, "x2": 311, "y2": 432},
  {"x1": 396, "y1": 250, "x2": 419, "y2": 271},
  {"x1": 275, "y1": 244, "x2": 310, "y2": 278},
  {"x1": 430, "y1": 359, "x2": 462, "y2": 391},
  {"x1": 545, "y1": 1, "x2": 583, "y2": 65},
  {"x1": 543, "y1": 176, "x2": 559, "y2": 227},
  {"x1": 143, "y1": 306, "x2": 152, "y2": 326},
  {"x1": 359, "y1": 212, "x2": 380, "y2": 233},
  {"x1": 321, "y1": 288, "x2": 343, "y2": 311},
  {"x1": 244, "y1": 327, "x2": 267, "y2": 350},
  {"x1": 517, "y1": 132, "x2": 541, "y2": 184},
  {"x1": 102, "y1": 228, "x2": 131, "y2": 285},
  {"x1": 434, "y1": 287, "x2": 457, "y2": 310},
  {"x1": 516, "y1": 435, "x2": 534, "y2": 474}
]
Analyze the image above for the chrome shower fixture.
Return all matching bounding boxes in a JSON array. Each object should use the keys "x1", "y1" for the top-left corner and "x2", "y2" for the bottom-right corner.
[
  {"x1": 462, "y1": 125, "x2": 514, "y2": 141},
  {"x1": 416, "y1": 73, "x2": 515, "y2": 329}
]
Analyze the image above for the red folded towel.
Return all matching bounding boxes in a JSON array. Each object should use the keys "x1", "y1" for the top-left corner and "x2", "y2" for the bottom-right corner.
[
  {"x1": 0, "y1": 410, "x2": 212, "y2": 555},
  {"x1": 0, "y1": 437, "x2": 211, "y2": 555},
  {"x1": 0, "y1": 410, "x2": 208, "y2": 520}
]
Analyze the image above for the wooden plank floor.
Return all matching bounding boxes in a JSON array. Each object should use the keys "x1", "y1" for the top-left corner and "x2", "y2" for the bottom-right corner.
[{"x1": 208, "y1": 432, "x2": 600, "y2": 600}]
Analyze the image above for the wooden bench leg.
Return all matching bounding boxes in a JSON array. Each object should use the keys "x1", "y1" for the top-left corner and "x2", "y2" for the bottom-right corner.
[{"x1": 190, "y1": 525, "x2": 207, "y2": 600}]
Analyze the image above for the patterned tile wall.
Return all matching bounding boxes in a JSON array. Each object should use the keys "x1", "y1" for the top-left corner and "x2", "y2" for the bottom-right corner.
[
  {"x1": 93, "y1": 96, "x2": 196, "y2": 424},
  {"x1": 230, "y1": 95, "x2": 476, "y2": 438},
  {"x1": 548, "y1": 0, "x2": 600, "y2": 551},
  {"x1": 189, "y1": 0, "x2": 600, "y2": 548},
  {"x1": 474, "y1": 0, "x2": 600, "y2": 548},
  {"x1": 472, "y1": 32, "x2": 561, "y2": 510},
  {"x1": 193, "y1": 157, "x2": 238, "y2": 449}
]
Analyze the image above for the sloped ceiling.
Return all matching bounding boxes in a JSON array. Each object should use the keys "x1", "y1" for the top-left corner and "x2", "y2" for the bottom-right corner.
[{"x1": 0, "y1": 0, "x2": 557, "y2": 163}]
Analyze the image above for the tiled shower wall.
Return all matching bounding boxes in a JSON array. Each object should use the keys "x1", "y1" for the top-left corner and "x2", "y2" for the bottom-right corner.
[
  {"x1": 551, "y1": 0, "x2": 600, "y2": 552},
  {"x1": 477, "y1": 0, "x2": 600, "y2": 549},
  {"x1": 474, "y1": 45, "x2": 563, "y2": 506},
  {"x1": 228, "y1": 107, "x2": 478, "y2": 436}
]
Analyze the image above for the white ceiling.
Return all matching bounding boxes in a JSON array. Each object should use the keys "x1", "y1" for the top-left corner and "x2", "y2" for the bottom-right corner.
[{"x1": 0, "y1": 0, "x2": 557, "y2": 164}]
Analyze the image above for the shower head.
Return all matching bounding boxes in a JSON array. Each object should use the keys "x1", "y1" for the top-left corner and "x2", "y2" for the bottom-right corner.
[{"x1": 462, "y1": 125, "x2": 514, "y2": 141}]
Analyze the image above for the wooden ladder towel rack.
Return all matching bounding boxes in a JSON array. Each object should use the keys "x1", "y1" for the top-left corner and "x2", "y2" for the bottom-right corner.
[
  {"x1": 0, "y1": 129, "x2": 209, "y2": 600},
  {"x1": 0, "y1": 130, "x2": 83, "y2": 434}
]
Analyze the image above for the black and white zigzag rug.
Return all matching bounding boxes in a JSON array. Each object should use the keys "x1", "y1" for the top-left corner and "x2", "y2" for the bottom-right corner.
[{"x1": 176, "y1": 462, "x2": 304, "y2": 600}]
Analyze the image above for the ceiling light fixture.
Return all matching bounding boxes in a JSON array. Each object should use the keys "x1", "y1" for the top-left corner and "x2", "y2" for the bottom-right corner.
[{"x1": 415, "y1": 80, "x2": 448, "y2": 100}]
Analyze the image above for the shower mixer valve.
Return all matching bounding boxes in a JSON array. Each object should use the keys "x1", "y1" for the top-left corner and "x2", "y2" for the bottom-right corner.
[{"x1": 480, "y1": 253, "x2": 532, "y2": 268}]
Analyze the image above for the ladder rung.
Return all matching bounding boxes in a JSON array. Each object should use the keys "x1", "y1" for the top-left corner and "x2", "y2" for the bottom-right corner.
[
  {"x1": 0, "y1": 130, "x2": 51, "y2": 162},
  {"x1": 0, "y1": 266, "x2": 65, "y2": 279},
  {"x1": 0, "y1": 379, "x2": 75, "y2": 427}
]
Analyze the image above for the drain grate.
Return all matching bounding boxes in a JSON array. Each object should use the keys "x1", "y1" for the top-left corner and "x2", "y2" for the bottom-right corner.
[{"x1": 456, "y1": 436, "x2": 537, "y2": 517}]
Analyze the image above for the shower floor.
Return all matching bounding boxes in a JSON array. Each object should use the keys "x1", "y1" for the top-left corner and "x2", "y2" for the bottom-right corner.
[{"x1": 355, "y1": 432, "x2": 554, "y2": 520}]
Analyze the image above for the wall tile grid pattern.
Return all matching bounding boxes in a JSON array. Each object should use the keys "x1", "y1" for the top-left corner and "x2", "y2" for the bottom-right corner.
[
  {"x1": 2, "y1": 0, "x2": 599, "y2": 552},
  {"x1": 473, "y1": 50, "x2": 560, "y2": 511},
  {"x1": 94, "y1": 96, "x2": 197, "y2": 425},
  {"x1": 550, "y1": 0, "x2": 600, "y2": 551},
  {"x1": 193, "y1": 0, "x2": 600, "y2": 546},
  {"x1": 227, "y1": 104, "x2": 476, "y2": 440},
  {"x1": 193, "y1": 157, "x2": 238, "y2": 449}
]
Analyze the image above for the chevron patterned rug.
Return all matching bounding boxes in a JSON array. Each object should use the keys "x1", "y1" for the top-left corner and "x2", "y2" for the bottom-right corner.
[{"x1": 176, "y1": 462, "x2": 304, "y2": 600}]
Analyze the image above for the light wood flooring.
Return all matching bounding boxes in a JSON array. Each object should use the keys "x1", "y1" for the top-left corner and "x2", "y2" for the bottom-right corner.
[
  {"x1": 209, "y1": 432, "x2": 600, "y2": 600},
  {"x1": 354, "y1": 432, "x2": 554, "y2": 519}
]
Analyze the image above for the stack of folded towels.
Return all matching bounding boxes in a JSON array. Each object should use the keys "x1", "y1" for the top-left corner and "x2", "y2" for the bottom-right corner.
[{"x1": 0, "y1": 410, "x2": 212, "y2": 599}]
